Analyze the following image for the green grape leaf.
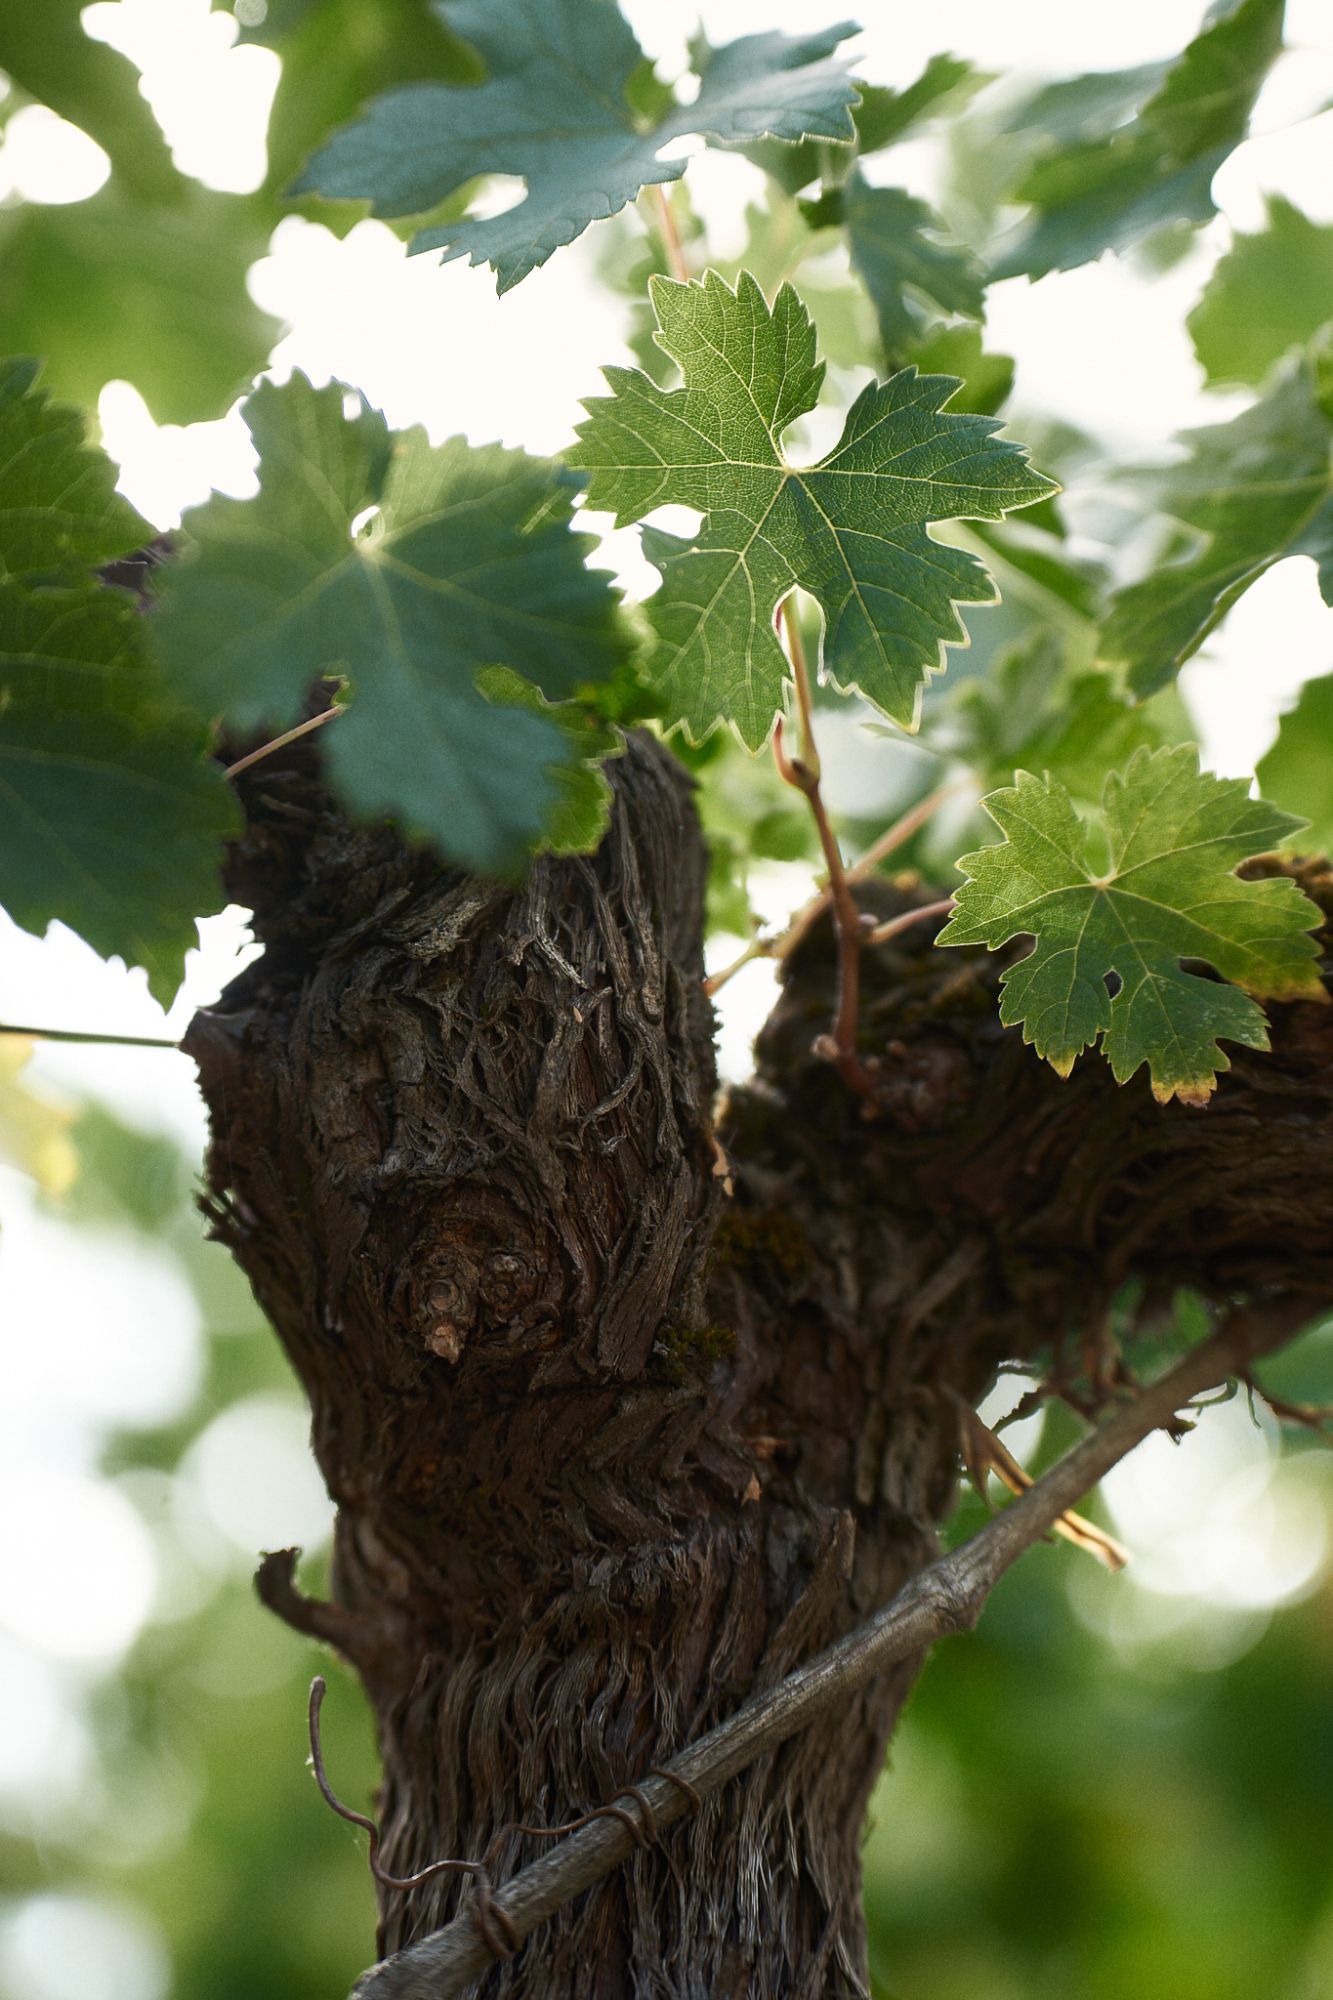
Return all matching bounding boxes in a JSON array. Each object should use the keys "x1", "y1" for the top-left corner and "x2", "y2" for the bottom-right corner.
[
  {"x1": 0, "y1": 580, "x2": 237, "y2": 1003},
  {"x1": 909, "y1": 327, "x2": 1014, "y2": 416},
  {"x1": 0, "y1": 181, "x2": 281, "y2": 426},
  {"x1": 804, "y1": 175, "x2": 984, "y2": 365},
  {"x1": 1188, "y1": 196, "x2": 1333, "y2": 387},
  {"x1": 966, "y1": 516, "x2": 1105, "y2": 619},
  {"x1": 0, "y1": 360, "x2": 233, "y2": 999},
  {"x1": 993, "y1": 0, "x2": 1285, "y2": 280},
  {"x1": 1256, "y1": 671, "x2": 1333, "y2": 857},
  {"x1": 854, "y1": 55, "x2": 980, "y2": 156},
  {"x1": 939, "y1": 745, "x2": 1324, "y2": 1104},
  {"x1": 745, "y1": 50, "x2": 976, "y2": 194},
  {"x1": 945, "y1": 634, "x2": 1187, "y2": 805},
  {"x1": 473, "y1": 664, "x2": 621, "y2": 855},
  {"x1": 151, "y1": 374, "x2": 629, "y2": 875},
  {"x1": 294, "y1": 0, "x2": 860, "y2": 291},
  {"x1": 567, "y1": 271, "x2": 1055, "y2": 747},
  {"x1": 0, "y1": 0, "x2": 178, "y2": 203},
  {"x1": 999, "y1": 61, "x2": 1171, "y2": 149},
  {"x1": 1101, "y1": 349, "x2": 1333, "y2": 696},
  {"x1": 0, "y1": 357, "x2": 150, "y2": 577},
  {"x1": 0, "y1": 702, "x2": 235, "y2": 1006},
  {"x1": 226, "y1": 0, "x2": 481, "y2": 196}
]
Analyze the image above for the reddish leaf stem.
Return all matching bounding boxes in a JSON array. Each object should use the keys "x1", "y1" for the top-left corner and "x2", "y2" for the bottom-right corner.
[
  {"x1": 863, "y1": 897, "x2": 956, "y2": 947},
  {"x1": 651, "y1": 184, "x2": 690, "y2": 283},
  {"x1": 775, "y1": 598, "x2": 877, "y2": 1101}
]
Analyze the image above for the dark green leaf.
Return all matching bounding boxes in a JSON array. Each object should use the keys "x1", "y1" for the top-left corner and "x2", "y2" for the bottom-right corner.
[
  {"x1": 745, "y1": 51, "x2": 976, "y2": 194},
  {"x1": 0, "y1": 579, "x2": 236, "y2": 1002},
  {"x1": 224, "y1": 0, "x2": 481, "y2": 200},
  {"x1": 1102, "y1": 349, "x2": 1333, "y2": 695},
  {"x1": 940, "y1": 744, "x2": 1323, "y2": 1102},
  {"x1": 294, "y1": 0, "x2": 860, "y2": 290},
  {"x1": 0, "y1": 700, "x2": 235, "y2": 1005},
  {"x1": 807, "y1": 174, "x2": 984, "y2": 365},
  {"x1": 568, "y1": 271, "x2": 1056, "y2": 746},
  {"x1": 1188, "y1": 196, "x2": 1333, "y2": 387},
  {"x1": 151, "y1": 375, "x2": 629, "y2": 874}
]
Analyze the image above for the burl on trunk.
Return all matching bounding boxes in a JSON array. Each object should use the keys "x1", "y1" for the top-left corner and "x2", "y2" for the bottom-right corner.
[{"x1": 186, "y1": 732, "x2": 1333, "y2": 1999}]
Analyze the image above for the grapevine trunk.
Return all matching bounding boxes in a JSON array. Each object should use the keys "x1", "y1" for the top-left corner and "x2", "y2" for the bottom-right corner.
[{"x1": 186, "y1": 733, "x2": 1333, "y2": 1998}]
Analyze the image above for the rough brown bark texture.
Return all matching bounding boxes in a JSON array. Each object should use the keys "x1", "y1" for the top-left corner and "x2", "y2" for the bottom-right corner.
[{"x1": 186, "y1": 734, "x2": 1333, "y2": 2000}]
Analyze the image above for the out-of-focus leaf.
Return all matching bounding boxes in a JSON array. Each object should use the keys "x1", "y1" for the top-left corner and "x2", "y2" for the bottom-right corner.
[
  {"x1": 0, "y1": 589, "x2": 237, "y2": 1004},
  {"x1": 999, "y1": 61, "x2": 1171, "y2": 148},
  {"x1": 0, "y1": 181, "x2": 280, "y2": 424},
  {"x1": 1188, "y1": 196, "x2": 1333, "y2": 387},
  {"x1": 945, "y1": 633, "x2": 1187, "y2": 804},
  {"x1": 296, "y1": 3, "x2": 860, "y2": 290},
  {"x1": 1102, "y1": 349, "x2": 1333, "y2": 695},
  {"x1": 0, "y1": 0, "x2": 178, "y2": 201},
  {"x1": 803, "y1": 176, "x2": 984, "y2": 365},
  {"x1": 967, "y1": 518, "x2": 1106, "y2": 620},
  {"x1": 993, "y1": 0, "x2": 1285, "y2": 279},
  {"x1": 222, "y1": 0, "x2": 481, "y2": 199},
  {"x1": 745, "y1": 51, "x2": 978, "y2": 194},
  {"x1": 1256, "y1": 671, "x2": 1333, "y2": 857},
  {"x1": 909, "y1": 327, "x2": 1014, "y2": 415},
  {"x1": 473, "y1": 665, "x2": 621, "y2": 856}
]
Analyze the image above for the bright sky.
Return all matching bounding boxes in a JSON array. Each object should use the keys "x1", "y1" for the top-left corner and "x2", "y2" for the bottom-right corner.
[{"x1": 1, "y1": 19, "x2": 1332, "y2": 1979}]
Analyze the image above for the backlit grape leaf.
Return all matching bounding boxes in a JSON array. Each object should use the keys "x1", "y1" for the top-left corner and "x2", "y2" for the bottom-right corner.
[
  {"x1": 803, "y1": 175, "x2": 984, "y2": 365},
  {"x1": 1188, "y1": 196, "x2": 1333, "y2": 387},
  {"x1": 0, "y1": 180, "x2": 281, "y2": 425},
  {"x1": 1256, "y1": 671, "x2": 1333, "y2": 858},
  {"x1": 939, "y1": 745, "x2": 1324, "y2": 1104},
  {"x1": 744, "y1": 50, "x2": 977, "y2": 194},
  {"x1": 0, "y1": 357, "x2": 150, "y2": 577},
  {"x1": 0, "y1": 0, "x2": 178, "y2": 202},
  {"x1": 151, "y1": 374, "x2": 629, "y2": 874},
  {"x1": 993, "y1": 0, "x2": 1285, "y2": 280},
  {"x1": 1102, "y1": 348, "x2": 1333, "y2": 696},
  {"x1": 568, "y1": 272, "x2": 1055, "y2": 747},
  {"x1": 294, "y1": 0, "x2": 860, "y2": 290}
]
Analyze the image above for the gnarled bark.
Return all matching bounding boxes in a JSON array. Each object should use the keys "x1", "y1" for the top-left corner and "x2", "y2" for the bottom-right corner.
[{"x1": 186, "y1": 735, "x2": 1333, "y2": 1999}]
